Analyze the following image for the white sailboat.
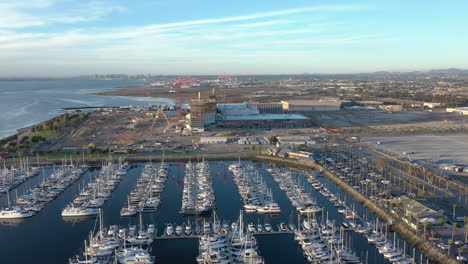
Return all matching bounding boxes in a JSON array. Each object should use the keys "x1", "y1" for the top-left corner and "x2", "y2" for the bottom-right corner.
[{"x1": 0, "y1": 190, "x2": 33, "y2": 219}]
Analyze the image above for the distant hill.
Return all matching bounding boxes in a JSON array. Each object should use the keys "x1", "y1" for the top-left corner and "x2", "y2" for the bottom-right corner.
[
  {"x1": 429, "y1": 68, "x2": 468, "y2": 74},
  {"x1": 1, "y1": 68, "x2": 467, "y2": 79}
]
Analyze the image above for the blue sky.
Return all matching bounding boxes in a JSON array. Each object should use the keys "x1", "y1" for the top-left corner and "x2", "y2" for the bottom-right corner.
[{"x1": 0, "y1": 0, "x2": 467, "y2": 76}]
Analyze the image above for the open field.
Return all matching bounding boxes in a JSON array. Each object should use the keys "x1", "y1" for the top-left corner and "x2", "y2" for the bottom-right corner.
[{"x1": 95, "y1": 84, "x2": 332, "y2": 103}]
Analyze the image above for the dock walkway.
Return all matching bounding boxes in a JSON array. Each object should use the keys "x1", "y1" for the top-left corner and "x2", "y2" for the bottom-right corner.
[{"x1": 153, "y1": 230, "x2": 295, "y2": 240}]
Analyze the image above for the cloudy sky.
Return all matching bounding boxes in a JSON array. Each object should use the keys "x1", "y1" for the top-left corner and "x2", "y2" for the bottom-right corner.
[{"x1": 0, "y1": 0, "x2": 467, "y2": 76}]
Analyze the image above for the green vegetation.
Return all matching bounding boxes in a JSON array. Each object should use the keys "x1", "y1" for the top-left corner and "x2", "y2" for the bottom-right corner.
[
  {"x1": 0, "y1": 112, "x2": 90, "y2": 155},
  {"x1": 31, "y1": 129, "x2": 61, "y2": 141}
]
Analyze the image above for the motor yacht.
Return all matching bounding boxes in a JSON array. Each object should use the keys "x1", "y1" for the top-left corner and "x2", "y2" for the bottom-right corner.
[
  {"x1": 0, "y1": 207, "x2": 33, "y2": 219},
  {"x1": 165, "y1": 223, "x2": 174, "y2": 236},
  {"x1": 62, "y1": 206, "x2": 99, "y2": 217},
  {"x1": 175, "y1": 225, "x2": 183, "y2": 236}
]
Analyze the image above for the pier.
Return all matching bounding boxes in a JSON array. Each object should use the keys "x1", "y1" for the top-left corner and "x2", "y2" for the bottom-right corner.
[{"x1": 153, "y1": 230, "x2": 295, "y2": 240}]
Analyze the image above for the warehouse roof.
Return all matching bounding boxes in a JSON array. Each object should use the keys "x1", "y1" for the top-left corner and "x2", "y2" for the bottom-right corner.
[
  {"x1": 282, "y1": 99, "x2": 341, "y2": 103},
  {"x1": 224, "y1": 113, "x2": 308, "y2": 121}
]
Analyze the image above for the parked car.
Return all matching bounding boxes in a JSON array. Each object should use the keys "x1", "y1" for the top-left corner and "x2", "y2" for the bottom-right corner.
[{"x1": 437, "y1": 243, "x2": 449, "y2": 250}]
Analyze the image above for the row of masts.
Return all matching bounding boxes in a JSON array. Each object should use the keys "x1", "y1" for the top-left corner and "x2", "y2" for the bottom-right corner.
[
  {"x1": 69, "y1": 211, "x2": 156, "y2": 264},
  {"x1": 62, "y1": 160, "x2": 130, "y2": 217},
  {"x1": 120, "y1": 162, "x2": 168, "y2": 217},
  {"x1": 181, "y1": 159, "x2": 215, "y2": 215},
  {"x1": 229, "y1": 163, "x2": 281, "y2": 214}
]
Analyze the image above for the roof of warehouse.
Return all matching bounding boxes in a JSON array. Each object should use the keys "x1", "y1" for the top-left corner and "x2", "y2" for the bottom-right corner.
[
  {"x1": 282, "y1": 100, "x2": 341, "y2": 103},
  {"x1": 224, "y1": 114, "x2": 309, "y2": 120},
  {"x1": 451, "y1": 107, "x2": 468, "y2": 110}
]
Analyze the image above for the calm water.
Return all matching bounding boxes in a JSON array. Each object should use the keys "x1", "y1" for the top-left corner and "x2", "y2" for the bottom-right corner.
[
  {"x1": 0, "y1": 161, "x2": 426, "y2": 264},
  {"x1": 0, "y1": 79, "x2": 173, "y2": 139}
]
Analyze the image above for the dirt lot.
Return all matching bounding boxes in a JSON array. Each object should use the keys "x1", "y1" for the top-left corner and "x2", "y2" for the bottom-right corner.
[
  {"x1": 48, "y1": 108, "x2": 322, "y2": 153},
  {"x1": 96, "y1": 84, "x2": 330, "y2": 103},
  {"x1": 50, "y1": 110, "x2": 197, "y2": 152}
]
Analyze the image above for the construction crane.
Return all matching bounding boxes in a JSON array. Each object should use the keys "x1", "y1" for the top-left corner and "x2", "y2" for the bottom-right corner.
[{"x1": 149, "y1": 106, "x2": 171, "y2": 134}]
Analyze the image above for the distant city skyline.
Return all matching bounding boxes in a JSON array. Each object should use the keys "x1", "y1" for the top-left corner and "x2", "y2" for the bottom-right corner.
[{"x1": 0, "y1": 0, "x2": 467, "y2": 77}]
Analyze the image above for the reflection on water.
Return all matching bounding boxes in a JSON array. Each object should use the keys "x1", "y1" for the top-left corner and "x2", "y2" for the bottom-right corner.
[
  {"x1": 0, "y1": 218, "x2": 28, "y2": 227},
  {"x1": 62, "y1": 215, "x2": 98, "y2": 224}
]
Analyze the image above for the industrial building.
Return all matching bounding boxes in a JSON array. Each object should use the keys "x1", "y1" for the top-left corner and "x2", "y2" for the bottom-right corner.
[
  {"x1": 238, "y1": 137, "x2": 269, "y2": 145},
  {"x1": 446, "y1": 107, "x2": 468, "y2": 115},
  {"x1": 392, "y1": 195, "x2": 446, "y2": 229},
  {"x1": 276, "y1": 135, "x2": 311, "y2": 141},
  {"x1": 379, "y1": 105, "x2": 403, "y2": 111},
  {"x1": 218, "y1": 103, "x2": 310, "y2": 129},
  {"x1": 222, "y1": 114, "x2": 310, "y2": 129},
  {"x1": 276, "y1": 139, "x2": 316, "y2": 148},
  {"x1": 189, "y1": 95, "x2": 217, "y2": 132},
  {"x1": 190, "y1": 99, "x2": 312, "y2": 130},
  {"x1": 276, "y1": 135, "x2": 315, "y2": 147},
  {"x1": 200, "y1": 136, "x2": 228, "y2": 144},
  {"x1": 287, "y1": 151, "x2": 314, "y2": 159},
  {"x1": 423, "y1": 102, "x2": 442, "y2": 109},
  {"x1": 218, "y1": 103, "x2": 260, "y2": 116},
  {"x1": 281, "y1": 99, "x2": 342, "y2": 112},
  {"x1": 246, "y1": 102, "x2": 283, "y2": 113}
]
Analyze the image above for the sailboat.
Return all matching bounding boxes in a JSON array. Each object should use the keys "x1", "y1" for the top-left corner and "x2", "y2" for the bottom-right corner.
[{"x1": 0, "y1": 190, "x2": 33, "y2": 219}]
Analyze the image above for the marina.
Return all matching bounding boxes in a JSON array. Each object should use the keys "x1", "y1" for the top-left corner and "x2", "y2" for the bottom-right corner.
[
  {"x1": 1, "y1": 161, "x2": 87, "y2": 219},
  {"x1": 0, "y1": 161, "x2": 434, "y2": 263},
  {"x1": 294, "y1": 216, "x2": 361, "y2": 263},
  {"x1": 120, "y1": 162, "x2": 168, "y2": 217},
  {"x1": 305, "y1": 173, "x2": 420, "y2": 264},
  {"x1": 181, "y1": 160, "x2": 215, "y2": 215},
  {"x1": 229, "y1": 163, "x2": 281, "y2": 214},
  {"x1": 69, "y1": 213, "x2": 156, "y2": 264},
  {"x1": 0, "y1": 158, "x2": 40, "y2": 195},
  {"x1": 196, "y1": 212, "x2": 265, "y2": 264},
  {"x1": 269, "y1": 168, "x2": 323, "y2": 215},
  {"x1": 62, "y1": 161, "x2": 129, "y2": 217}
]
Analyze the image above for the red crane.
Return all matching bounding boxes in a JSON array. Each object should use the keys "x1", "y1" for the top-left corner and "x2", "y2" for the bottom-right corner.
[{"x1": 170, "y1": 78, "x2": 202, "y2": 87}]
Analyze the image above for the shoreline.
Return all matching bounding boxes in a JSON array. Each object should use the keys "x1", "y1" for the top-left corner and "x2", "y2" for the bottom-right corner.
[{"x1": 0, "y1": 84, "x2": 174, "y2": 141}]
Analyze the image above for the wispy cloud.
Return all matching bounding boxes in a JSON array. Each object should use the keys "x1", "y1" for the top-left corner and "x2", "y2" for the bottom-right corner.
[
  {"x1": 0, "y1": 2, "x2": 380, "y2": 75},
  {"x1": 139, "y1": 4, "x2": 363, "y2": 32},
  {"x1": 232, "y1": 20, "x2": 294, "y2": 28},
  {"x1": 0, "y1": 0, "x2": 125, "y2": 29},
  {"x1": 0, "y1": 4, "x2": 361, "y2": 46}
]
